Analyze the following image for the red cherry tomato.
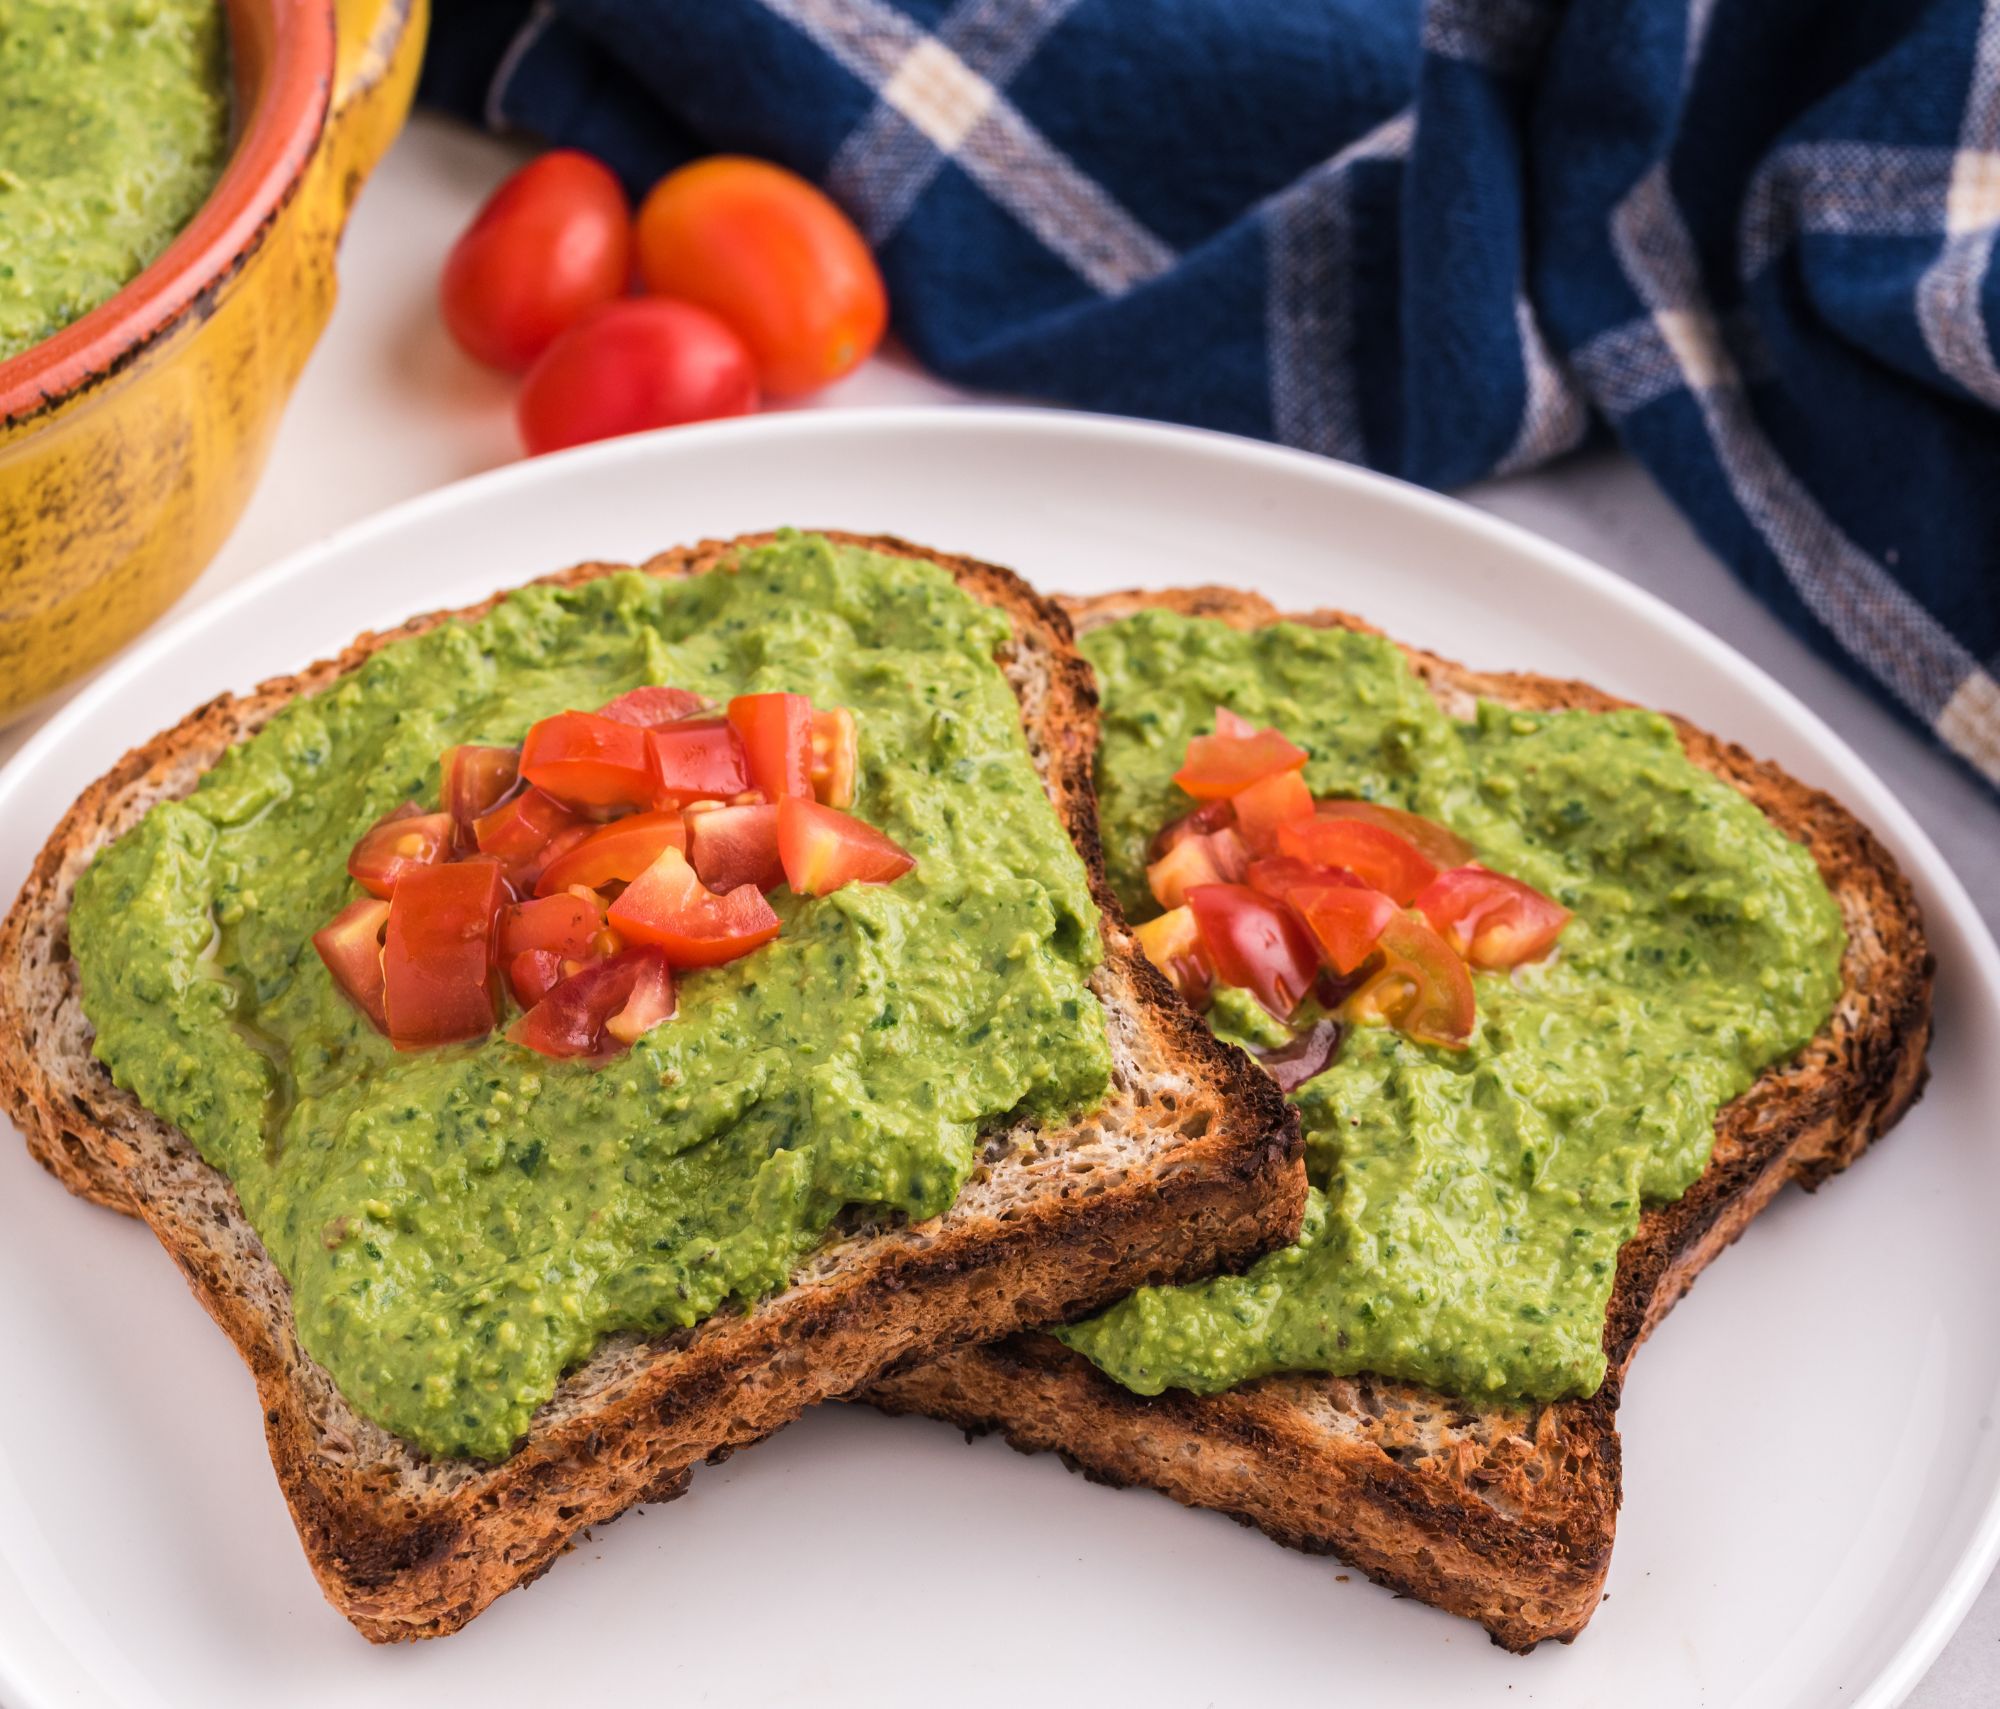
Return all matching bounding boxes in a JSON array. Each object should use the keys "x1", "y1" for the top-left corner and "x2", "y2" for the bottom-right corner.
[
  {"x1": 1276, "y1": 817, "x2": 1438, "y2": 906},
  {"x1": 1230, "y1": 769, "x2": 1315, "y2": 855},
  {"x1": 608, "y1": 846, "x2": 781, "y2": 967},
  {"x1": 312, "y1": 897, "x2": 391, "y2": 1031},
  {"x1": 520, "y1": 710, "x2": 659, "y2": 812},
  {"x1": 347, "y1": 806, "x2": 454, "y2": 899},
  {"x1": 381, "y1": 860, "x2": 506, "y2": 1049},
  {"x1": 507, "y1": 947, "x2": 677, "y2": 1059},
  {"x1": 728, "y1": 692, "x2": 814, "y2": 801},
  {"x1": 635, "y1": 156, "x2": 887, "y2": 397},
  {"x1": 596, "y1": 685, "x2": 711, "y2": 726},
  {"x1": 508, "y1": 947, "x2": 567, "y2": 1010},
  {"x1": 1132, "y1": 904, "x2": 1212, "y2": 1007},
  {"x1": 646, "y1": 718, "x2": 751, "y2": 806},
  {"x1": 1285, "y1": 882, "x2": 1399, "y2": 976},
  {"x1": 517, "y1": 298, "x2": 759, "y2": 456},
  {"x1": 686, "y1": 802, "x2": 784, "y2": 893},
  {"x1": 533, "y1": 811, "x2": 687, "y2": 896},
  {"x1": 1415, "y1": 866, "x2": 1571, "y2": 969},
  {"x1": 1350, "y1": 915, "x2": 1477, "y2": 1048},
  {"x1": 776, "y1": 798, "x2": 916, "y2": 895},
  {"x1": 1185, "y1": 883, "x2": 1319, "y2": 1020},
  {"x1": 1173, "y1": 722, "x2": 1309, "y2": 801},
  {"x1": 499, "y1": 892, "x2": 605, "y2": 962},
  {"x1": 1149, "y1": 798, "x2": 1237, "y2": 861},
  {"x1": 441, "y1": 150, "x2": 633, "y2": 373},
  {"x1": 473, "y1": 787, "x2": 583, "y2": 887},
  {"x1": 1316, "y1": 798, "x2": 1477, "y2": 867},
  {"x1": 440, "y1": 745, "x2": 520, "y2": 845}
]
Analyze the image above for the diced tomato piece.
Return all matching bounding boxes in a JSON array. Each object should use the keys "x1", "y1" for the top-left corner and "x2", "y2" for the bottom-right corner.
[
  {"x1": 347, "y1": 806, "x2": 454, "y2": 899},
  {"x1": 1231, "y1": 768, "x2": 1315, "y2": 855},
  {"x1": 1415, "y1": 865, "x2": 1571, "y2": 969},
  {"x1": 499, "y1": 891, "x2": 605, "y2": 962},
  {"x1": 1348, "y1": 915, "x2": 1477, "y2": 1048},
  {"x1": 1172, "y1": 713, "x2": 1308, "y2": 801},
  {"x1": 608, "y1": 846, "x2": 782, "y2": 966},
  {"x1": 686, "y1": 801, "x2": 784, "y2": 893},
  {"x1": 1146, "y1": 829, "x2": 1250, "y2": 911},
  {"x1": 776, "y1": 797, "x2": 915, "y2": 896},
  {"x1": 507, "y1": 947, "x2": 677, "y2": 1059},
  {"x1": 646, "y1": 717, "x2": 751, "y2": 806},
  {"x1": 508, "y1": 947, "x2": 566, "y2": 1009},
  {"x1": 596, "y1": 685, "x2": 710, "y2": 726},
  {"x1": 1286, "y1": 883, "x2": 1400, "y2": 976},
  {"x1": 728, "y1": 692, "x2": 814, "y2": 801},
  {"x1": 1133, "y1": 905, "x2": 1212, "y2": 1007},
  {"x1": 312, "y1": 896, "x2": 391, "y2": 1031},
  {"x1": 1149, "y1": 798, "x2": 1237, "y2": 860},
  {"x1": 381, "y1": 860, "x2": 505, "y2": 1049},
  {"x1": 1316, "y1": 798, "x2": 1477, "y2": 867},
  {"x1": 1185, "y1": 883, "x2": 1320, "y2": 1020},
  {"x1": 810, "y1": 706, "x2": 859, "y2": 808},
  {"x1": 473, "y1": 786, "x2": 583, "y2": 886},
  {"x1": 532, "y1": 810, "x2": 686, "y2": 896},
  {"x1": 440, "y1": 745, "x2": 520, "y2": 845},
  {"x1": 1244, "y1": 855, "x2": 1358, "y2": 899},
  {"x1": 1276, "y1": 817, "x2": 1438, "y2": 905},
  {"x1": 519, "y1": 710, "x2": 657, "y2": 813}
]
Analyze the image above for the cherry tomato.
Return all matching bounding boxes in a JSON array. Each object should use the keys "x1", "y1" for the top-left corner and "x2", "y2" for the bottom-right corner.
[
  {"x1": 686, "y1": 802, "x2": 784, "y2": 894},
  {"x1": 809, "y1": 707, "x2": 858, "y2": 808},
  {"x1": 1284, "y1": 882, "x2": 1399, "y2": 976},
  {"x1": 1149, "y1": 798, "x2": 1237, "y2": 861},
  {"x1": 312, "y1": 897, "x2": 391, "y2": 1031},
  {"x1": 508, "y1": 947, "x2": 676, "y2": 1059},
  {"x1": 635, "y1": 156, "x2": 887, "y2": 398},
  {"x1": 347, "y1": 806, "x2": 454, "y2": 899},
  {"x1": 440, "y1": 745, "x2": 520, "y2": 845},
  {"x1": 441, "y1": 151, "x2": 633, "y2": 373},
  {"x1": 1415, "y1": 866, "x2": 1570, "y2": 968},
  {"x1": 534, "y1": 811, "x2": 687, "y2": 896},
  {"x1": 1146, "y1": 828, "x2": 1248, "y2": 912},
  {"x1": 499, "y1": 892, "x2": 605, "y2": 962},
  {"x1": 1350, "y1": 915, "x2": 1477, "y2": 1048},
  {"x1": 1173, "y1": 722, "x2": 1309, "y2": 801},
  {"x1": 728, "y1": 692, "x2": 814, "y2": 801},
  {"x1": 508, "y1": 947, "x2": 567, "y2": 1010},
  {"x1": 647, "y1": 717, "x2": 751, "y2": 806},
  {"x1": 473, "y1": 787, "x2": 583, "y2": 886},
  {"x1": 381, "y1": 860, "x2": 506, "y2": 1049},
  {"x1": 596, "y1": 685, "x2": 711, "y2": 726},
  {"x1": 1316, "y1": 798, "x2": 1477, "y2": 867},
  {"x1": 1185, "y1": 883, "x2": 1319, "y2": 1021},
  {"x1": 1230, "y1": 768, "x2": 1315, "y2": 855},
  {"x1": 777, "y1": 798, "x2": 915, "y2": 895},
  {"x1": 1132, "y1": 905, "x2": 1212, "y2": 1007},
  {"x1": 517, "y1": 298, "x2": 758, "y2": 456},
  {"x1": 1276, "y1": 817, "x2": 1438, "y2": 905},
  {"x1": 520, "y1": 710, "x2": 658, "y2": 813},
  {"x1": 609, "y1": 847, "x2": 781, "y2": 967}
]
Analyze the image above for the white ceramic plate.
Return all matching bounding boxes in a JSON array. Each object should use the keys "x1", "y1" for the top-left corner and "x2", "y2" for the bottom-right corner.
[{"x1": 0, "y1": 410, "x2": 1993, "y2": 1709}]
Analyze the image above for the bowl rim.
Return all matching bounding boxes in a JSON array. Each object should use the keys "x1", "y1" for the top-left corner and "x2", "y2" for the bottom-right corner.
[{"x1": 0, "y1": 0, "x2": 335, "y2": 428}]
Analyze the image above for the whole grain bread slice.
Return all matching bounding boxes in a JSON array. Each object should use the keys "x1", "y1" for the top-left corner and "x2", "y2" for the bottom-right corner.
[
  {"x1": 0, "y1": 539, "x2": 1303, "y2": 1642},
  {"x1": 864, "y1": 584, "x2": 1932, "y2": 1651}
]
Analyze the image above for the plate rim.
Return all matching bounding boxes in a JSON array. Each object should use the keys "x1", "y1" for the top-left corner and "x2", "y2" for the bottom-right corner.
[{"x1": 0, "y1": 405, "x2": 1993, "y2": 1709}]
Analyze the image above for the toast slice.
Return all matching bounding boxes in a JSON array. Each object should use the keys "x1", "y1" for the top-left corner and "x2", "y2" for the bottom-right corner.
[
  {"x1": 864, "y1": 585, "x2": 1932, "y2": 1651},
  {"x1": 0, "y1": 539, "x2": 1302, "y2": 1642}
]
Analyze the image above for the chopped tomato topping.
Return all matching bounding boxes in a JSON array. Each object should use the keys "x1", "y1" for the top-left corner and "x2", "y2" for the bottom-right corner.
[
  {"x1": 686, "y1": 801, "x2": 784, "y2": 893},
  {"x1": 312, "y1": 896, "x2": 391, "y2": 1031},
  {"x1": 533, "y1": 810, "x2": 686, "y2": 896},
  {"x1": 1172, "y1": 718, "x2": 1309, "y2": 801},
  {"x1": 596, "y1": 685, "x2": 710, "y2": 726},
  {"x1": 1348, "y1": 914, "x2": 1476, "y2": 1048},
  {"x1": 1416, "y1": 865, "x2": 1571, "y2": 969},
  {"x1": 646, "y1": 717, "x2": 751, "y2": 806},
  {"x1": 473, "y1": 786, "x2": 583, "y2": 886},
  {"x1": 507, "y1": 947, "x2": 677, "y2": 1059},
  {"x1": 1149, "y1": 798, "x2": 1237, "y2": 860},
  {"x1": 1316, "y1": 798, "x2": 1477, "y2": 867},
  {"x1": 608, "y1": 846, "x2": 782, "y2": 966},
  {"x1": 519, "y1": 710, "x2": 657, "y2": 813},
  {"x1": 1230, "y1": 768, "x2": 1315, "y2": 855},
  {"x1": 809, "y1": 706, "x2": 859, "y2": 808},
  {"x1": 1146, "y1": 828, "x2": 1249, "y2": 911},
  {"x1": 728, "y1": 692, "x2": 814, "y2": 801},
  {"x1": 381, "y1": 860, "x2": 505, "y2": 1049},
  {"x1": 440, "y1": 746, "x2": 521, "y2": 845},
  {"x1": 507, "y1": 947, "x2": 566, "y2": 1009},
  {"x1": 347, "y1": 806, "x2": 454, "y2": 900},
  {"x1": 1275, "y1": 817, "x2": 1438, "y2": 905},
  {"x1": 1186, "y1": 883, "x2": 1319, "y2": 1020},
  {"x1": 1132, "y1": 905, "x2": 1211, "y2": 1007},
  {"x1": 776, "y1": 797, "x2": 916, "y2": 895},
  {"x1": 1285, "y1": 882, "x2": 1399, "y2": 976},
  {"x1": 1213, "y1": 705, "x2": 1257, "y2": 739},
  {"x1": 499, "y1": 891, "x2": 605, "y2": 961}
]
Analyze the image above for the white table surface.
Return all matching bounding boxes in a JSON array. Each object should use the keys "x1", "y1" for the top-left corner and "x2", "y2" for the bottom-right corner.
[{"x1": 5, "y1": 111, "x2": 1995, "y2": 1704}]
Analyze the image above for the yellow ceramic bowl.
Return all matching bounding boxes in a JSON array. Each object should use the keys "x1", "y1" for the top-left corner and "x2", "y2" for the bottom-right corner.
[{"x1": 0, "y1": 0, "x2": 426, "y2": 722}]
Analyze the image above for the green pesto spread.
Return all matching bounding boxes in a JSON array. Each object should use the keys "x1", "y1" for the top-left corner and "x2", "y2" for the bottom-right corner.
[
  {"x1": 1056, "y1": 610, "x2": 1844, "y2": 1405},
  {"x1": 0, "y1": 0, "x2": 231, "y2": 361},
  {"x1": 72, "y1": 536, "x2": 1113, "y2": 1461}
]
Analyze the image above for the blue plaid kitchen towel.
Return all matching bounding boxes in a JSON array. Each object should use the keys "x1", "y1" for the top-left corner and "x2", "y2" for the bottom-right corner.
[{"x1": 423, "y1": 0, "x2": 2000, "y2": 791}]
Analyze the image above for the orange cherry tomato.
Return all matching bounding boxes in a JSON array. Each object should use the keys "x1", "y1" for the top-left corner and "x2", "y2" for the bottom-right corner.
[
  {"x1": 381, "y1": 860, "x2": 506, "y2": 1050},
  {"x1": 1172, "y1": 721, "x2": 1309, "y2": 801},
  {"x1": 776, "y1": 798, "x2": 915, "y2": 895},
  {"x1": 635, "y1": 156, "x2": 887, "y2": 397},
  {"x1": 520, "y1": 710, "x2": 658, "y2": 813},
  {"x1": 1415, "y1": 866, "x2": 1571, "y2": 968},
  {"x1": 1230, "y1": 769, "x2": 1315, "y2": 855},
  {"x1": 440, "y1": 151, "x2": 633, "y2": 373},
  {"x1": 1349, "y1": 915, "x2": 1477, "y2": 1048},
  {"x1": 1316, "y1": 798, "x2": 1477, "y2": 867},
  {"x1": 1185, "y1": 883, "x2": 1319, "y2": 1021},
  {"x1": 809, "y1": 706, "x2": 858, "y2": 807},
  {"x1": 1275, "y1": 817, "x2": 1438, "y2": 905},
  {"x1": 347, "y1": 806, "x2": 454, "y2": 899},
  {"x1": 608, "y1": 846, "x2": 781, "y2": 967},
  {"x1": 312, "y1": 896, "x2": 391, "y2": 1031},
  {"x1": 686, "y1": 802, "x2": 784, "y2": 894},
  {"x1": 728, "y1": 692, "x2": 814, "y2": 800},
  {"x1": 1146, "y1": 828, "x2": 1248, "y2": 912},
  {"x1": 517, "y1": 298, "x2": 759, "y2": 456},
  {"x1": 533, "y1": 811, "x2": 687, "y2": 896}
]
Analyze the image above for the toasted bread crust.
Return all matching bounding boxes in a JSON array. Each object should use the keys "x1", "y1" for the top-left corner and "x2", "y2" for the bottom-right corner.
[
  {"x1": 0, "y1": 543, "x2": 1303, "y2": 1641},
  {"x1": 864, "y1": 584, "x2": 1933, "y2": 1651}
]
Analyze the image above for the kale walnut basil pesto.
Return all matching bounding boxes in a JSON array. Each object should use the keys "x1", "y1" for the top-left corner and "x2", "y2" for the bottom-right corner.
[
  {"x1": 0, "y1": 0, "x2": 233, "y2": 362},
  {"x1": 71, "y1": 538, "x2": 1114, "y2": 1461},
  {"x1": 1056, "y1": 610, "x2": 1845, "y2": 1405}
]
